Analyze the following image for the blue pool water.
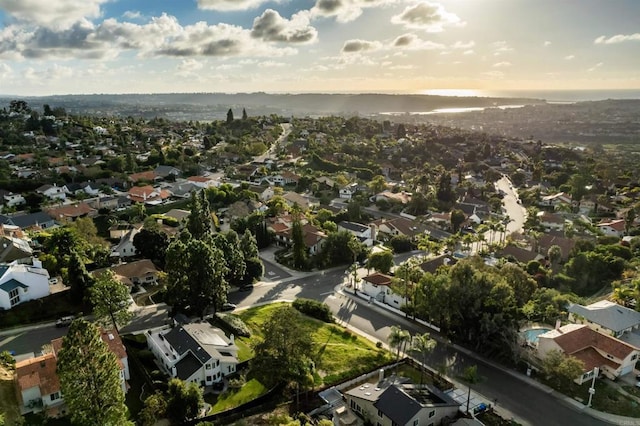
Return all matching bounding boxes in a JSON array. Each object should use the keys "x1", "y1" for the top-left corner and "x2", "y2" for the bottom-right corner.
[{"x1": 522, "y1": 328, "x2": 552, "y2": 345}]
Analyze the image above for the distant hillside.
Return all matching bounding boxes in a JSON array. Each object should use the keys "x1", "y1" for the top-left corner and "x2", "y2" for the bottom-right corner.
[{"x1": 0, "y1": 93, "x2": 543, "y2": 120}]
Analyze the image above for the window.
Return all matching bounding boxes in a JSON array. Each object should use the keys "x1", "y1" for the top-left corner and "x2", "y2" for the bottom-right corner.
[
  {"x1": 413, "y1": 420, "x2": 419, "y2": 426},
  {"x1": 206, "y1": 376, "x2": 212, "y2": 382},
  {"x1": 50, "y1": 392, "x2": 60, "y2": 401},
  {"x1": 429, "y1": 410, "x2": 435, "y2": 418},
  {"x1": 632, "y1": 354, "x2": 638, "y2": 361},
  {"x1": 205, "y1": 363, "x2": 211, "y2": 369},
  {"x1": 9, "y1": 288, "x2": 20, "y2": 306}
]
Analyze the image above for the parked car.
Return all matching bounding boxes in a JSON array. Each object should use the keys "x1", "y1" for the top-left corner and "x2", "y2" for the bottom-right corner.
[
  {"x1": 220, "y1": 303, "x2": 237, "y2": 312},
  {"x1": 55, "y1": 316, "x2": 74, "y2": 328}
]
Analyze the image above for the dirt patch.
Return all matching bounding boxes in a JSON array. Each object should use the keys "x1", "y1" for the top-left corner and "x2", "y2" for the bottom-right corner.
[{"x1": 0, "y1": 366, "x2": 21, "y2": 425}]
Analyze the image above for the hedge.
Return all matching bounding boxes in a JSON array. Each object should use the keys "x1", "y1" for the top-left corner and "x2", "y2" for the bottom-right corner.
[{"x1": 292, "y1": 298, "x2": 334, "y2": 323}]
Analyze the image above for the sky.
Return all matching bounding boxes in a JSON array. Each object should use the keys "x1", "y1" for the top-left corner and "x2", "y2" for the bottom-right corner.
[{"x1": 0, "y1": 0, "x2": 639, "y2": 96}]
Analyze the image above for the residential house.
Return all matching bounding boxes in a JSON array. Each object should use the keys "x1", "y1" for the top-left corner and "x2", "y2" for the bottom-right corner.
[
  {"x1": 540, "y1": 192, "x2": 572, "y2": 210},
  {"x1": 146, "y1": 323, "x2": 239, "y2": 386},
  {"x1": 537, "y1": 234, "x2": 576, "y2": 262},
  {"x1": 371, "y1": 191, "x2": 411, "y2": 205},
  {"x1": 537, "y1": 324, "x2": 640, "y2": 383},
  {"x1": 94, "y1": 195, "x2": 119, "y2": 210},
  {"x1": 15, "y1": 329, "x2": 130, "y2": 417},
  {"x1": 360, "y1": 272, "x2": 408, "y2": 308},
  {"x1": 128, "y1": 185, "x2": 170, "y2": 205},
  {"x1": 0, "y1": 260, "x2": 50, "y2": 310},
  {"x1": 568, "y1": 300, "x2": 640, "y2": 339},
  {"x1": 282, "y1": 191, "x2": 317, "y2": 210},
  {"x1": 245, "y1": 185, "x2": 274, "y2": 202},
  {"x1": 0, "y1": 234, "x2": 33, "y2": 263},
  {"x1": 109, "y1": 223, "x2": 134, "y2": 240},
  {"x1": 267, "y1": 171, "x2": 300, "y2": 186},
  {"x1": 344, "y1": 380, "x2": 459, "y2": 426},
  {"x1": 35, "y1": 184, "x2": 67, "y2": 201},
  {"x1": 537, "y1": 211, "x2": 566, "y2": 232},
  {"x1": 316, "y1": 176, "x2": 336, "y2": 189},
  {"x1": 106, "y1": 259, "x2": 160, "y2": 288},
  {"x1": 166, "y1": 181, "x2": 199, "y2": 199},
  {"x1": 154, "y1": 165, "x2": 181, "y2": 179},
  {"x1": 597, "y1": 219, "x2": 626, "y2": 237},
  {"x1": 128, "y1": 170, "x2": 158, "y2": 184},
  {"x1": 338, "y1": 221, "x2": 375, "y2": 246},
  {"x1": 419, "y1": 255, "x2": 457, "y2": 274},
  {"x1": 165, "y1": 209, "x2": 191, "y2": 223},
  {"x1": 3, "y1": 192, "x2": 26, "y2": 208},
  {"x1": 339, "y1": 183, "x2": 358, "y2": 200},
  {"x1": 187, "y1": 175, "x2": 219, "y2": 189},
  {"x1": 110, "y1": 226, "x2": 141, "y2": 258},
  {"x1": 273, "y1": 222, "x2": 327, "y2": 255},
  {"x1": 0, "y1": 212, "x2": 56, "y2": 231},
  {"x1": 47, "y1": 203, "x2": 97, "y2": 222}
]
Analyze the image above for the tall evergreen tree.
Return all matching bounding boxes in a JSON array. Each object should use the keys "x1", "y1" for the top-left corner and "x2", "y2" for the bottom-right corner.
[
  {"x1": 66, "y1": 249, "x2": 93, "y2": 304},
  {"x1": 89, "y1": 270, "x2": 133, "y2": 333},
  {"x1": 291, "y1": 218, "x2": 306, "y2": 269},
  {"x1": 242, "y1": 107, "x2": 248, "y2": 120},
  {"x1": 57, "y1": 319, "x2": 131, "y2": 426},
  {"x1": 187, "y1": 190, "x2": 213, "y2": 239},
  {"x1": 226, "y1": 108, "x2": 234, "y2": 124}
]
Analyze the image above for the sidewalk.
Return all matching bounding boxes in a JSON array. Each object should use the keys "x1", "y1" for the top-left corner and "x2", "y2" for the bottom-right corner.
[{"x1": 335, "y1": 281, "x2": 638, "y2": 426}]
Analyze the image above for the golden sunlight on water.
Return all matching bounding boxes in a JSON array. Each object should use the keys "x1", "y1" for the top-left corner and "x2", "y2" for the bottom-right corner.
[{"x1": 418, "y1": 89, "x2": 486, "y2": 97}]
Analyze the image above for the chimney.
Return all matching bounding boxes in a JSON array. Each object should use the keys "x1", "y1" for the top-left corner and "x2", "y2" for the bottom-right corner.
[
  {"x1": 555, "y1": 319, "x2": 562, "y2": 330},
  {"x1": 378, "y1": 368, "x2": 384, "y2": 383}
]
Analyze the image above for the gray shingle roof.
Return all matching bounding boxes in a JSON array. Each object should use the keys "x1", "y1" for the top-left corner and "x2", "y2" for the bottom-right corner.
[
  {"x1": 0, "y1": 278, "x2": 28, "y2": 293},
  {"x1": 174, "y1": 351, "x2": 203, "y2": 381},
  {"x1": 163, "y1": 325, "x2": 212, "y2": 365},
  {"x1": 569, "y1": 301, "x2": 640, "y2": 334}
]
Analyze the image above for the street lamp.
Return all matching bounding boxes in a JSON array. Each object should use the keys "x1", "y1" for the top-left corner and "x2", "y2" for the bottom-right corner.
[{"x1": 587, "y1": 367, "x2": 599, "y2": 407}]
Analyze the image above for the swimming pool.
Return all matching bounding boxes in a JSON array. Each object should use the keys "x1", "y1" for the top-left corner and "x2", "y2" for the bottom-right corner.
[{"x1": 522, "y1": 328, "x2": 552, "y2": 345}]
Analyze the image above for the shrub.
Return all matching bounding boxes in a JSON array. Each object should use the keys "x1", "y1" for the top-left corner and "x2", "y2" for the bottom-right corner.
[
  {"x1": 214, "y1": 313, "x2": 251, "y2": 337},
  {"x1": 292, "y1": 298, "x2": 334, "y2": 323}
]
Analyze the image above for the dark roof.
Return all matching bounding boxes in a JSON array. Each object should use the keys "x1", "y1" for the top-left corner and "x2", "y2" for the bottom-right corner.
[
  {"x1": 3, "y1": 212, "x2": 54, "y2": 228},
  {"x1": 174, "y1": 352, "x2": 202, "y2": 380},
  {"x1": 163, "y1": 325, "x2": 212, "y2": 364},
  {"x1": 0, "y1": 278, "x2": 28, "y2": 293},
  {"x1": 374, "y1": 384, "x2": 459, "y2": 425},
  {"x1": 420, "y1": 255, "x2": 456, "y2": 274},
  {"x1": 338, "y1": 221, "x2": 369, "y2": 233},
  {"x1": 496, "y1": 245, "x2": 539, "y2": 263},
  {"x1": 423, "y1": 225, "x2": 452, "y2": 241}
]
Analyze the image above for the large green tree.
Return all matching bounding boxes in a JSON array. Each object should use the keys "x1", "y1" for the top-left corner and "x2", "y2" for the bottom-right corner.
[
  {"x1": 367, "y1": 250, "x2": 394, "y2": 274},
  {"x1": 187, "y1": 190, "x2": 213, "y2": 239},
  {"x1": 133, "y1": 228, "x2": 169, "y2": 268},
  {"x1": 66, "y1": 249, "x2": 94, "y2": 304},
  {"x1": 251, "y1": 306, "x2": 313, "y2": 387},
  {"x1": 166, "y1": 378, "x2": 204, "y2": 423},
  {"x1": 165, "y1": 232, "x2": 229, "y2": 317},
  {"x1": 56, "y1": 319, "x2": 131, "y2": 426},
  {"x1": 89, "y1": 270, "x2": 133, "y2": 333},
  {"x1": 291, "y1": 217, "x2": 307, "y2": 269}
]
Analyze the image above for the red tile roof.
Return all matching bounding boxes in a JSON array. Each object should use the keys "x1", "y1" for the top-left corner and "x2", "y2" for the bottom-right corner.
[
  {"x1": 15, "y1": 353, "x2": 60, "y2": 397},
  {"x1": 47, "y1": 202, "x2": 96, "y2": 219},
  {"x1": 553, "y1": 325, "x2": 638, "y2": 361},
  {"x1": 362, "y1": 272, "x2": 393, "y2": 286},
  {"x1": 128, "y1": 170, "x2": 157, "y2": 183}
]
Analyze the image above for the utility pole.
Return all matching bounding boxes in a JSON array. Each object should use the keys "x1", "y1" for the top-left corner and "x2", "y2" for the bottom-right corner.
[{"x1": 587, "y1": 367, "x2": 599, "y2": 407}]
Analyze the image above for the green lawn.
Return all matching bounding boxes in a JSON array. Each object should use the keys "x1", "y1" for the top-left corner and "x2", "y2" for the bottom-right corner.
[
  {"x1": 236, "y1": 302, "x2": 394, "y2": 387},
  {"x1": 208, "y1": 379, "x2": 267, "y2": 413}
]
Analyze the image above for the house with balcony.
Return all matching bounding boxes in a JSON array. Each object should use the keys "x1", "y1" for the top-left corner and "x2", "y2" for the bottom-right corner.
[
  {"x1": 0, "y1": 260, "x2": 50, "y2": 310},
  {"x1": 15, "y1": 328, "x2": 129, "y2": 418},
  {"x1": 146, "y1": 323, "x2": 239, "y2": 387},
  {"x1": 537, "y1": 324, "x2": 640, "y2": 384}
]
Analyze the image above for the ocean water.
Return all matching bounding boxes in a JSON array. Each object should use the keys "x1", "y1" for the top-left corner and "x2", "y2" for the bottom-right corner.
[{"x1": 422, "y1": 89, "x2": 640, "y2": 102}]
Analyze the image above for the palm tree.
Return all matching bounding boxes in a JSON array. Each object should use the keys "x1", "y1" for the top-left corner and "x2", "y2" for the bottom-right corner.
[
  {"x1": 388, "y1": 326, "x2": 411, "y2": 373},
  {"x1": 411, "y1": 333, "x2": 437, "y2": 386}
]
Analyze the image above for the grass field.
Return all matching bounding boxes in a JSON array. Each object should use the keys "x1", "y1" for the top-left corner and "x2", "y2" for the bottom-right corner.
[
  {"x1": 209, "y1": 379, "x2": 267, "y2": 413},
  {"x1": 236, "y1": 302, "x2": 394, "y2": 386}
]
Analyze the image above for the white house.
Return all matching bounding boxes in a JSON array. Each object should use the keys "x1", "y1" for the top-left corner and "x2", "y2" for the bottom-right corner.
[
  {"x1": 597, "y1": 219, "x2": 626, "y2": 237},
  {"x1": 110, "y1": 227, "x2": 141, "y2": 258},
  {"x1": 537, "y1": 324, "x2": 640, "y2": 383},
  {"x1": 3, "y1": 192, "x2": 26, "y2": 208},
  {"x1": 0, "y1": 260, "x2": 50, "y2": 310},
  {"x1": 146, "y1": 323, "x2": 239, "y2": 387},
  {"x1": 360, "y1": 272, "x2": 407, "y2": 309},
  {"x1": 537, "y1": 211, "x2": 566, "y2": 232},
  {"x1": 339, "y1": 183, "x2": 358, "y2": 200},
  {"x1": 35, "y1": 184, "x2": 67, "y2": 201},
  {"x1": 338, "y1": 221, "x2": 375, "y2": 246}
]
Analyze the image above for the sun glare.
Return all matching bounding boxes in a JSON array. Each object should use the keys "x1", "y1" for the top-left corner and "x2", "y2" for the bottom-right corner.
[{"x1": 419, "y1": 89, "x2": 484, "y2": 97}]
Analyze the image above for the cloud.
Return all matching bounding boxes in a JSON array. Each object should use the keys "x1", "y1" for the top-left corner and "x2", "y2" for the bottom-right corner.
[
  {"x1": 342, "y1": 39, "x2": 382, "y2": 53},
  {"x1": 564, "y1": 54, "x2": 575, "y2": 60},
  {"x1": 0, "y1": 62, "x2": 11, "y2": 79},
  {"x1": 251, "y1": 9, "x2": 317, "y2": 43},
  {"x1": 492, "y1": 40, "x2": 513, "y2": 56},
  {"x1": 196, "y1": 0, "x2": 276, "y2": 11},
  {"x1": 258, "y1": 60, "x2": 286, "y2": 68},
  {"x1": 493, "y1": 61, "x2": 511, "y2": 67},
  {"x1": 312, "y1": 0, "x2": 401, "y2": 23},
  {"x1": 0, "y1": 13, "x2": 301, "y2": 60},
  {"x1": 588, "y1": 62, "x2": 603, "y2": 72},
  {"x1": 392, "y1": 33, "x2": 444, "y2": 50},
  {"x1": 391, "y1": 1, "x2": 463, "y2": 32},
  {"x1": 122, "y1": 11, "x2": 143, "y2": 20},
  {"x1": 0, "y1": 0, "x2": 108, "y2": 29},
  {"x1": 451, "y1": 40, "x2": 474, "y2": 49},
  {"x1": 544, "y1": 41, "x2": 551, "y2": 47},
  {"x1": 594, "y1": 33, "x2": 640, "y2": 44}
]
